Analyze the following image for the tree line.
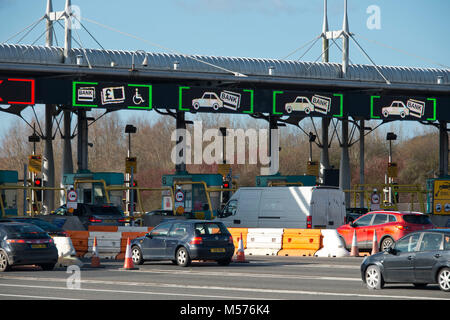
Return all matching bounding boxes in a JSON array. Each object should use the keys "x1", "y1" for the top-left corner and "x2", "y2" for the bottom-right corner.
[{"x1": 0, "y1": 111, "x2": 442, "y2": 211}]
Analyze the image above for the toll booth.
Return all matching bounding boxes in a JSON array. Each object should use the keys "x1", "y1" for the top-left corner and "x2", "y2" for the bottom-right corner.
[
  {"x1": 426, "y1": 176, "x2": 450, "y2": 227},
  {"x1": 161, "y1": 173, "x2": 223, "y2": 219},
  {"x1": 62, "y1": 171, "x2": 124, "y2": 208},
  {"x1": 256, "y1": 174, "x2": 316, "y2": 187},
  {"x1": 0, "y1": 170, "x2": 18, "y2": 216}
]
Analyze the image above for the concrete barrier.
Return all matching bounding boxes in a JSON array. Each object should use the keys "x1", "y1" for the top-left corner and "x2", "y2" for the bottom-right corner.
[
  {"x1": 245, "y1": 228, "x2": 283, "y2": 256},
  {"x1": 278, "y1": 229, "x2": 322, "y2": 257},
  {"x1": 314, "y1": 229, "x2": 349, "y2": 257}
]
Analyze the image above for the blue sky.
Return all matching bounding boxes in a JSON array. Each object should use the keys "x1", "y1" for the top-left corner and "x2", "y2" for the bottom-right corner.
[{"x1": 0, "y1": 0, "x2": 449, "y2": 139}]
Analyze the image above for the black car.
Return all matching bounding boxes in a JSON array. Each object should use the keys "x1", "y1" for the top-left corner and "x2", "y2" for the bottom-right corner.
[
  {"x1": 0, "y1": 218, "x2": 68, "y2": 237},
  {"x1": 54, "y1": 203, "x2": 126, "y2": 229},
  {"x1": 0, "y1": 222, "x2": 58, "y2": 272},
  {"x1": 361, "y1": 229, "x2": 450, "y2": 291},
  {"x1": 131, "y1": 220, "x2": 235, "y2": 267}
]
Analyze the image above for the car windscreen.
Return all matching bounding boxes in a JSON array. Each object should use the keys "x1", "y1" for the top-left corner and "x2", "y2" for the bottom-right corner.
[
  {"x1": 13, "y1": 219, "x2": 60, "y2": 232},
  {"x1": 403, "y1": 214, "x2": 432, "y2": 225},
  {"x1": 194, "y1": 222, "x2": 229, "y2": 235},
  {"x1": 89, "y1": 206, "x2": 122, "y2": 216},
  {"x1": 3, "y1": 224, "x2": 50, "y2": 239}
]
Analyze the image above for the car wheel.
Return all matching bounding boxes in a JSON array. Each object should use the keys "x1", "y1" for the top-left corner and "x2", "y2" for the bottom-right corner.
[
  {"x1": 380, "y1": 236, "x2": 394, "y2": 251},
  {"x1": 217, "y1": 258, "x2": 232, "y2": 266},
  {"x1": 176, "y1": 247, "x2": 191, "y2": 267},
  {"x1": 304, "y1": 107, "x2": 310, "y2": 114},
  {"x1": 365, "y1": 265, "x2": 384, "y2": 290},
  {"x1": 193, "y1": 103, "x2": 200, "y2": 110},
  {"x1": 212, "y1": 103, "x2": 219, "y2": 111},
  {"x1": 131, "y1": 246, "x2": 144, "y2": 265},
  {"x1": 0, "y1": 250, "x2": 10, "y2": 272},
  {"x1": 437, "y1": 267, "x2": 450, "y2": 292},
  {"x1": 40, "y1": 263, "x2": 55, "y2": 271},
  {"x1": 382, "y1": 110, "x2": 389, "y2": 118},
  {"x1": 400, "y1": 111, "x2": 406, "y2": 118},
  {"x1": 285, "y1": 106, "x2": 292, "y2": 113}
]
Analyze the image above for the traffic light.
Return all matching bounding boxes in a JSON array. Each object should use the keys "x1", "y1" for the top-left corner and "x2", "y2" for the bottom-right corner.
[
  {"x1": 34, "y1": 178, "x2": 42, "y2": 201},
  {"x1": 222, "y1": 180, "x2": 231, "y2": 204},
  {"x1": 131, "y1": 180, "x2": 138, "y2": 202}
]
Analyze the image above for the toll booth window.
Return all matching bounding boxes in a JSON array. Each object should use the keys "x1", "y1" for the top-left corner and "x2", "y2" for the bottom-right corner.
[
  {"x1": 93, "y1": 185, "x2": 105, "y2": 204},
  {"x1": 193, "y1": 185, "x2": 207, "y2": 211}
]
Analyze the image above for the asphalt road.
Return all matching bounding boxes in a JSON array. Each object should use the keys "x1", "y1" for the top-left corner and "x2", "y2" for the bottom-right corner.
[{"x1": 0, "y1": 255, "x2": 448, "y2": 303}]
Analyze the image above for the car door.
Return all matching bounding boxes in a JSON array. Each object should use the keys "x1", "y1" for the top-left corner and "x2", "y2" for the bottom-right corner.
[
  {"x1": 383, "y1": 233, "x2": 421, "y2": 283},
  {"x1": 414, "y1": 232, "x2": 444, "y2": 283},
  {"x1": 351, "y1": 214, "x2": 374, "y2": 249},
  {"x1": 165, "y1": 222, "x2": 189, "y2": 258},
  {"x1": 142, "y1": 222, "x2": 171, "y2": 259},
  {"x1": 365, "y1": 213, "x2": 388, "y2": 249}
]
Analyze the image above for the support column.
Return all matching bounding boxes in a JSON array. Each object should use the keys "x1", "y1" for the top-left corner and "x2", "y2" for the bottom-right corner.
[
  {"x1": 339, "y1": 117, "x2": 350, "y2": 207},
  {"x1": 77, "y1": 110, "x2": 88, "y2": 172},
  {"x1": 359, "y1": 119, "x2": 365, "y2": 208},
  {"x1": 61, "y1": 110, "x2": 73, "y2": 204},
  {"x1": 175, "y1": 112, "x2": 187, "y2": 174},
  {"x1": 269, "y1": 116, "x2": 280, "y2": 175},
  {"x1": 43, "y1": 104, "x2": 55, "y2": 214},
  {"x1": 439, "y1": 120, "x2": 449, "y2": 177},
  {"x1": 319, "y1": 118, "x2": 330, "y2": 184}
]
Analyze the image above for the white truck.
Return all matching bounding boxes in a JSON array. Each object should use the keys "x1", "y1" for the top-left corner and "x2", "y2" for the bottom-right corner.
[{"x1": 216, "y1": 186, "x2": 346, "y2": 229}]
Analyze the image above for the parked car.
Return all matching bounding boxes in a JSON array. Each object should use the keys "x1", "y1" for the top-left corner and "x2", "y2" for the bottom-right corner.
[
  {"x1": 361, "y1": 229, "x2": 450, "y2": 291},
  {"x1": 0, "y1": 217, "x2": 68, "y2": 237},
  {"x1": 337, "y1": 211, "x2": 434, "y2": 251},
  {"x1": 53, "y1": 203, "x2": 126, "y2": 229},
  {"x1": 131, "y1": 220, "x2": 234, "y2": 267},
  {"x1": 0, "y1": 222, "x2": 58, "y2": 272}
]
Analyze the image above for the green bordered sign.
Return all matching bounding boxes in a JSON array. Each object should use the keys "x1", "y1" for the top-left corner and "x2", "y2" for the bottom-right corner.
[
  {"x1": 178, "y1": 86, "x2": 254, "y2": 114},
  {"x1": 72, "y1": 81, "x2": 152, "y2": 110},
  {"x1": 370, "y1": 95, "x2": 437, "y2": 121},
  {"x1": 272, "y1": 90, "x2": 343, "y2": 117}
]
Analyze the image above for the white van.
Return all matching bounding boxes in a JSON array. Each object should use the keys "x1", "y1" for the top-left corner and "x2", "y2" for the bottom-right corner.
[{"x1": 216, "y1": 186, "x2": 346, "y2": 229}]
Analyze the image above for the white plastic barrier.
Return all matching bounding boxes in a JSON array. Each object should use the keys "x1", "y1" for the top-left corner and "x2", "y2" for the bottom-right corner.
[
  {"x1": 86, "y1": 231, "x2": 122, "y2": 259},
  {"x1": 314, "y1": 229, "x2": 349, "y2": 257},
  {"x1": 245, "y1": 228, "x2": 284, "y2": 256},
  {"x1": 118, "y1": 226, "x2": 150, "y2": 232},
  {"x1": 53, "y1": 236, "x2": 82, "y2": 267}
]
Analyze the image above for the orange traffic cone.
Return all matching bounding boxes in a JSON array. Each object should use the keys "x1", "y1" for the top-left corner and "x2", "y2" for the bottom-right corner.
[
  {"x1": 234, "y1": 233, "x2": 248, "y2": 263},
  {"x1": 120, "y1": 238, "x2": 139, "y2": 270},
  {"x1": 350, "y1": 230, "x2": 359, "y2": 257},
  {"x1": 91, "y1": 237, "x2": 102, "y2": 268},
  {"x1": 371, "y1": 230, "x2": 379, "y2": 255}
]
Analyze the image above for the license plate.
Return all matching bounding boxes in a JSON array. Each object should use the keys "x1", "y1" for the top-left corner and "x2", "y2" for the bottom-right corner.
[
  {"x1": 31, "y1": 244, "x2": 46, "y2": 249},
  {"x1": 210, "y1": 248, "x2": 225, "y2": 253}
]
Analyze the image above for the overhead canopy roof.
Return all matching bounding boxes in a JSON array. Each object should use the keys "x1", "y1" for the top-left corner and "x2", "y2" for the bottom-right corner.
[{"x1": 0, "y1": 43, "x2": 448, "y2": 93}]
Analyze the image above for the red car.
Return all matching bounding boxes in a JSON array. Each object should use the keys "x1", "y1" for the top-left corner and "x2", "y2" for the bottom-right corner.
[{"x1": 337, "y1": 211, "x2": 434, "y2": 251}]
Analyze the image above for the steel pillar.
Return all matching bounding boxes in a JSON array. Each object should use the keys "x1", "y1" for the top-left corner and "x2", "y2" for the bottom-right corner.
[
  {"x1": 339, "y1": 117, "x2": 351, "y2": 207},
  {"x1": 175, "y1": 112, "x2": 187, "y2": 173},
  {"x1": 359, "y1": 119, "x2": 365, "y2": 207},
  {"x1": 439, "y1": 120, "x2": 449, "y2": 177},
  {"x1": 269, "y1": 116, "x2": 280, "y2": 175},
  {"x1": 77, "y1": 110, "x2": 89, "y2": 172}
]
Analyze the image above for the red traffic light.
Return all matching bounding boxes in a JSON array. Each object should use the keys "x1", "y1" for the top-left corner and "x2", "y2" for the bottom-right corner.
[
  {"x1": 223, "y1": 182, "x2": 229, "y2": 188},
  {"x1": 34, "y1": 178, "x2": 42, "y2": 186}
]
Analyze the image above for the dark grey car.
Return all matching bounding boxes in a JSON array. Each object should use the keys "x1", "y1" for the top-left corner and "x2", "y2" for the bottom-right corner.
[
  {"x1": 361, "y1": 229, "x2": 450, "y2": 291},
  {"x1": 131, "y1": 220, "x2": 235, "y2": 267},
  {"x1": 0, "y1": 222, "x2": 58, "y2": 271}
]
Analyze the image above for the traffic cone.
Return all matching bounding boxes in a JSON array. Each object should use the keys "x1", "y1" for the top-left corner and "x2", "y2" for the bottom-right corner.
[
  {"x1": 120, "y1": 238, "x2": 139, "y2": 270},
  {"x1": 371, "y1": 230, "x2": 379, "y2": 255},
  {"x1": 234, "y1": 233, "x2": 248, "y2": 263},
  {"x1": 90, "y1": 237, "x2": 101, "y2": 268},
  {"x1": 350, "y1": 230, "x2": 359, "y2": 257}
]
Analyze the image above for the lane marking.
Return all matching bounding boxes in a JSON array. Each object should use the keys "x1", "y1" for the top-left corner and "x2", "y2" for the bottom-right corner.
[
  {"x1": 0, "y1": 292, "x2": 77, "y2": 300},
  {"x1": 1, "y1": 275, "x2": 448, "y2": 300}
]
